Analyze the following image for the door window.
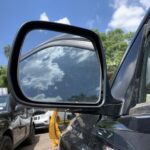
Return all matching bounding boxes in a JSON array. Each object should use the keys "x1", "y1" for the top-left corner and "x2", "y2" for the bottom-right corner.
[
  {"x1": 129, "y1": 34, "x2": 150, "y2": 115},
  {"x1": 145, "y1": 37, "x2": 150, "y2": 102}
]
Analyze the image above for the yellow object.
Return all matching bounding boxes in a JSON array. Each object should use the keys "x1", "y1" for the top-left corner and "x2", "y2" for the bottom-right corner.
[{"x1": 49, "y1": 111, "x2": 61, "y2": 147}]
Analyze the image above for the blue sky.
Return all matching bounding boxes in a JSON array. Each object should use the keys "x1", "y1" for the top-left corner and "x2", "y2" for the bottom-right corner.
[{"x1": 0, "y1": 0, "x2": 149, "y2": 65}]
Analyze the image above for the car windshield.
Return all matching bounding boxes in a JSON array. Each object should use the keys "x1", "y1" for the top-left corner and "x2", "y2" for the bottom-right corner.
[{"x1": 0, "y1": 96, "x2": 7, "y2": 111}]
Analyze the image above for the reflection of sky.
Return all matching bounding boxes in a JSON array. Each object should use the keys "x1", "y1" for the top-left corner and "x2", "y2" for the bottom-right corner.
[
  {"x1": 19, "y1": 46, "x2": 101, "y2": 103},
  {"x1": 21, "y1": 30, "x2": 61, "y2": 55},
  {"x1": 0, "y1": 96, "x2": 7, "y2": 111},
  {"x1": 20, "y1": 47, "x2": 65, "y2": 90}
]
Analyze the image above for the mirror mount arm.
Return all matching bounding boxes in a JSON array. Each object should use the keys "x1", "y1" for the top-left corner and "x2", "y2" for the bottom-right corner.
[
  {"x1": 100, "y1": 76, "x2": 122, "y2": 117},
  {"x1": 67, "y1": 101, "x2": 122, "y2": 117}
]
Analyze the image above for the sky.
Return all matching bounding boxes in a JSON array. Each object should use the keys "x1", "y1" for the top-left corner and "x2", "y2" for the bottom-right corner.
[{"x1": 0, "y1": 0, "x2": 149, "y2": 65}]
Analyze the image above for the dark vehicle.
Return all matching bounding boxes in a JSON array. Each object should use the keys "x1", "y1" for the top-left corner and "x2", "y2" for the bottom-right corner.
[
  {"x1": 0, "y1": 95, "x2": 35, "y2": 150},
  {"x1": 8, "y1": 9, "x2": 150, "y2": 150}
]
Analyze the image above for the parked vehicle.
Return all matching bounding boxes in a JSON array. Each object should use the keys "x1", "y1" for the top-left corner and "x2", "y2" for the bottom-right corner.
[
  {"x1": 0, "y1": 95, "x2": 35, "y2": 150},
  {"x1": 33, "y1": 110, "x2": 52, "y2": 130},
  {"x1": 8, "y1": 9, "x2": 150, "y2": 150}
]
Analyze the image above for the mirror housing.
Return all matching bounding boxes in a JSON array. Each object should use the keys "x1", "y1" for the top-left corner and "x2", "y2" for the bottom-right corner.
[
  {"x1": 15, "y1": 104, "x2": 25, "y2": 112},
  {"x1": 8, "y1": 21, "x2": 109, "y2": 113}
]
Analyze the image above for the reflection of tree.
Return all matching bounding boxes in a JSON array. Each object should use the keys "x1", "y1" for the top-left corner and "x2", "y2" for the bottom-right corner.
[{"x1": 68, "y1": 93, "x2": 97, "y2": 102}]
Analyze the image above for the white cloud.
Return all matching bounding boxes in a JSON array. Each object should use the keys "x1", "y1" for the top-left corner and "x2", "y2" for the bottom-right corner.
[
  {"x1": 39, "y1": 12, "x2": 71, "y2": 25},
  {"x1": 140, "y1": 0, "x2": 150, "y2": 10},
  {"x1": 108, "y1": 0, "x2": 148, "y2": 32},
  {"x1": 55, "y1": 17, "x2": 71, "y2": 25},
  {"x1": 40, "y1": 12, "x2": 49, "y2": 21},
  {"x1": 108, "y1": 5, "x2": 144, "y2": 32}
]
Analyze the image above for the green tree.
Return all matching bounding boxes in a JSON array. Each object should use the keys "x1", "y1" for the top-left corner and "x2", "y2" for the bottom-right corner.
[
  {"x1": 94, "y1": 29, "x2": 134, "y2": 79},
  {"x1": 0, "y1": 44, "x2": 11, "y2": 87},
  {"x1": 0, "y1": 66, "x2": 7, "y2": 87}
]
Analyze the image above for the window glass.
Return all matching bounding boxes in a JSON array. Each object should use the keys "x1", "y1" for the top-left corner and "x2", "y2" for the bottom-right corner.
[
  {"x1": 146, "y1": 41, "x2": 150, "y2": 102},
  {"x1": 0, "y1": 96, "x2": 7, "y2": 111},
  {"x1": 19, "y1": 46, "x2": 100, "y2": 103}
]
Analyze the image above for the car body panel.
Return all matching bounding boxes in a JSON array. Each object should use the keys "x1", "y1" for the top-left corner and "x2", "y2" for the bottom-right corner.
[
  {"x1": 0, "y1": 95, "x2": 34, "y2": 149},
  {"x1": 60, "y1": 114, "x2": 150, "y2": 150}
]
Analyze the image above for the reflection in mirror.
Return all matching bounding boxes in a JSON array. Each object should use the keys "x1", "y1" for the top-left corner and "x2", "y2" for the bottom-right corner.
[{"x1": 18, "y1": 30, "x2": 101, "y2": 104}]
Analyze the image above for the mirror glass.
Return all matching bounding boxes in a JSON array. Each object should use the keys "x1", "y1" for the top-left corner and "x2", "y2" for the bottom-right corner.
[{"x1": 18, "y1": 29, "x2": 102, "y2": 104}]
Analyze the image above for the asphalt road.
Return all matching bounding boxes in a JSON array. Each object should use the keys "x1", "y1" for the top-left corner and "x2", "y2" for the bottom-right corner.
[{"x1": 16, "y1": 130, "x2": 56, "y2": 150}]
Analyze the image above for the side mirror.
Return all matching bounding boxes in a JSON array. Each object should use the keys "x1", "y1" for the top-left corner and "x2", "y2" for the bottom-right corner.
[{"x1": 8, "y1": 21, "x2": 107, "y2": 112}]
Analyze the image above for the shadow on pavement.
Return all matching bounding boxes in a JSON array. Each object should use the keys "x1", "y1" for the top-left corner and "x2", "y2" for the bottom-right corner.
[
  {"x1": 16, "y1": 135, "x2": 40, "y2": 150},
  {"x1": 35, "y1": 128, "x2": 48, "y2": 134},
  {"x1": 16, "y1": 129, "x2": 48, "y2": 150}
]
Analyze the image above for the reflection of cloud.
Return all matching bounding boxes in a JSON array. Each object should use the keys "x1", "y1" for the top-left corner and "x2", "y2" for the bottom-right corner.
[
  {"x1": 20, "y1": 46, "x2": 98, "y2": 99},
  {"x1": 21, "y1": 47, "x2": 65, "y2": 90},
  {"x1": 32, "y1": 94, "x2": 62, "y2": 102},
  {"x1": 96, "y1": 86, "x2": 100, "y2": 92},
  {"x1": 70, "y1": 50, "x2": 94, "y2": 63}
]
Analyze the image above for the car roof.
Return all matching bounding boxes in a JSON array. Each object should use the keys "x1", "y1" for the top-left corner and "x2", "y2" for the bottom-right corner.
[{"x1": 21, "y1": 34, "x2": 94, "y2": 61}]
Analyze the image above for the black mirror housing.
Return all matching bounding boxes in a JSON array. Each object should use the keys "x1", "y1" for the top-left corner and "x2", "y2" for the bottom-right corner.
[
  {"x1": 8, "y1": 21, "x2": 107, "y2": 112},
  {"x1": 15, "y1": 104, "x2": 25, "y2": 112}
]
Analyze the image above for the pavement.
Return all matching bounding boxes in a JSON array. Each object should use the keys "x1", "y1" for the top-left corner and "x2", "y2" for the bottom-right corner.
[{"x1": 16, "y1": 129, "x2": 56, "y2": 150}]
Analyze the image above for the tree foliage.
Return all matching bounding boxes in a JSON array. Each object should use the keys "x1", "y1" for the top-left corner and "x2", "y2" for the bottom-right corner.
[
  {"x1": 0, "y1": 44, "x2": 11, "y2": 87},
  {"x1": 94, "y1": 29, "x2": 134, "y2": 77},
  {"x1": 0, "y1": 66, "x2": 7, "y2": 87}
]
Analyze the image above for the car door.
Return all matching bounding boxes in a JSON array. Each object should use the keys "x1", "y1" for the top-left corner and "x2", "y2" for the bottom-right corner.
[
  {"x1": 16, "y1": 105, "x2": 30, "y2": 140},
  {"x1": 14, "y1": 104, "x2": 27, "y2": 143},
  {"x1": 25, "y1": 108, "x2": 33, "y2": 138},
  {"x1": 11, "y1": 104, "x2": 22, "y2": 145},
  {"x1": 123, "y1": 23, "x2": 150, "y2": 150}
]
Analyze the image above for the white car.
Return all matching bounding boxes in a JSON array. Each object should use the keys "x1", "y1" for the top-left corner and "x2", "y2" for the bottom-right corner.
[{"x1": 33, "y1": 110, "x2": 53, "y2": 129}]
